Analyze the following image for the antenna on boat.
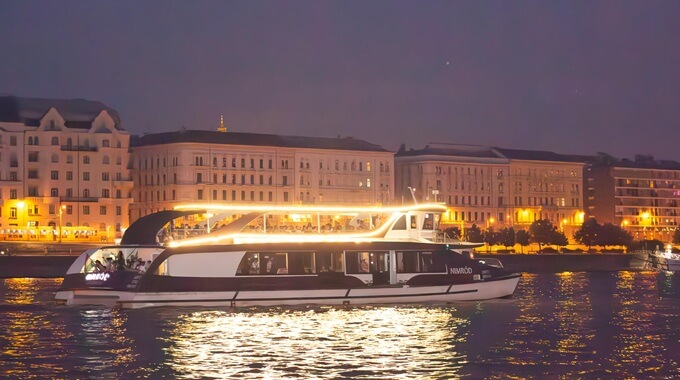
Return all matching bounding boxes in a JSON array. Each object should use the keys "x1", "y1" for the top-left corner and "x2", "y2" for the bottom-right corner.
[{"x1": 407, "y1": 187, "x2": 418, "y2": 204}]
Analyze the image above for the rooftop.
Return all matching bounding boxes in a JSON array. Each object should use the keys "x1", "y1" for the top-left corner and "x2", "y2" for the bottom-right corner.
[
  {"x1": 131, "y1": 129, "x2": 391, "y2": 153},
  {"x1": 0, "y1": 95, "x2": 122, "y2": 129}
]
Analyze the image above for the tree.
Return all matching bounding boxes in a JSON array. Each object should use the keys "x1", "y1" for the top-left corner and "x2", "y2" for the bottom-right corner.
[
  {"x1": 499, "y1": 227, "x2": 516, "y2": 249},
  {"x1": 574, "y1": 218, "x2": 600, "y2": 250},
  {"x1": 467, "y1": 224, "x2": 484, "y2": 243},
  {"x1": 529, "y1": 219, "x2": 556, "y2": 252},
  {"x1": 515, "y1": 229, "x2": 530, "y2": 254},
  {"x1": 599, "y1": 223, "x2": 633, "y2": 247},
  {"x1": 552, "y1": 230, "x2": 568, "y2": 249}
]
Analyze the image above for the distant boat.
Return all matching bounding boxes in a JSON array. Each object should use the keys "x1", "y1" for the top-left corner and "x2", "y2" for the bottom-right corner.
[
  {"x1": 629, "y1": 250, "x2": 653, "y2": 270},
  {"x1": 650, "y1": 246, "x2": 680, "y2": 272},
  {"x1": 55, "y1": 204, "x2": 520, "y2": 308}
]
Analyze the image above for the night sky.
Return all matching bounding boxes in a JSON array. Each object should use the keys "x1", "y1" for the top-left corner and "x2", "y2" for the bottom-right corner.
[{"x1": 2, "y1": 1, "x2": 679, "y2": 160}]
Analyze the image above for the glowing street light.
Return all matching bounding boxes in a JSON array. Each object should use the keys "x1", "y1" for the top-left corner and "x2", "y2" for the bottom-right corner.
[
  {"x1": 58, "y1": 204, "x2": 66, "y2": 243},
  {"x1": 17, "y1": 200, "x2": 26, "y2": 232}
]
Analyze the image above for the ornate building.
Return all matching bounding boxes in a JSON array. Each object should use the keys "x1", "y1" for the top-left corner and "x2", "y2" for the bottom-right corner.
[
  {"x1": 395, "y1": 143, "x2": 586, "y2": 238},
  {"x1": 129, "y1": 129, "x2": 394, "y2": 223},
  {"x1": 0, "y1": 96, "x2": 133, "y2": 242}
]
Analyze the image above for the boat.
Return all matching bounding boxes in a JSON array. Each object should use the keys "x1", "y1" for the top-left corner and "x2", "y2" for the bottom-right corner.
[
  {"x1": 650, "y1": 245, "x2": 680, "y2": 271},
  {"x1": 55, "y1": 204, "x2": 521, "y2": 308},
  {"x1": 629, "y1": 250, "x2": 653, "y2": 270}
]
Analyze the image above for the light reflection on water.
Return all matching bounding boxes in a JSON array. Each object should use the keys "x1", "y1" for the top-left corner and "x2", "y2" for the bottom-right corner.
[
  {"x1": 163, "y1": 307, "x2": 470, "y2": 378},
  {"x1": 0, "y1": 272, "x2": 678, "y2": 379}
]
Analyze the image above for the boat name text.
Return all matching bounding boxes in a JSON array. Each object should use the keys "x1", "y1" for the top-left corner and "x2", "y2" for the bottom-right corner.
[
  {"x1": 449, "y1": 267, "x2": 473, "y2": 275},
  {"x1": 85, "y1": 272, "x2": 111, "y2": 281}
]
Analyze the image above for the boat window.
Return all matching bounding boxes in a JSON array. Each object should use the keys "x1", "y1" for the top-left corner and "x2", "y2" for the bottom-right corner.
[
  {"x1": 315, "y1": 251, "x2": 344, "y2": 273},
  {"x1": 422, "y1": 213, "x2": 434, "y2": 230},
  {"x1": 345, "y1": 251, "x2": 388, "y2": 274},
  {"x1": 396, "y1": 251, "x2": 444, "y2": 273},
  {"x1": 237, "y1": 252, "x2": 261, "y2": 275},
  {"x1": 288, "y1": 251, "x2": 314, "y2": 274},
  {"x1": 236, "y1": 252, "x2": 314, "y2": 276},
  {"x1": 82, "y1": 247, "x2": 162, "y2": 275},
  {"x1": 392, "y1": 215, "x2": 406, "y2": 230},
  {"x1": 409, "y1": 215, "x2": 417, "y2": 229},
  {"x1": 420, "y1": 252, "x2": 445, "y2": 273}
]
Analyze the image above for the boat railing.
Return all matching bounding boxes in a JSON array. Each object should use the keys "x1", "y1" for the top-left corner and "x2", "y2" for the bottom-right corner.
[{"x1": 430, "y1": 231, "x2": 458, "y2": 244}]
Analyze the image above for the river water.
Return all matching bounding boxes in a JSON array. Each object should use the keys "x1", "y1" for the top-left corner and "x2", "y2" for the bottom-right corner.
[{"x1": 1, "y1": 272, "x2": 678, "y2": 379}]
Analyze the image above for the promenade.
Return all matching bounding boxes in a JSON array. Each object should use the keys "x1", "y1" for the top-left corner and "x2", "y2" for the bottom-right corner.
[{"x1": 0, "y1": 240, "x2": 636, "y2": 278}]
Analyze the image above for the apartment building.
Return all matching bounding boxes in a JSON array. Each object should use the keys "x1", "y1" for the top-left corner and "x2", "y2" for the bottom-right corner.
[
  {"x1": 395, "y1": 143, "x2": 586, "y2": 237},
  {"x1": 0, "y1": 96, "x2": 133, "y2": 241},
  {"x1": 129, "y1": 129, "x2": 394, "y2": 222},
  {"x1": 585, "y1": 154, "x2": 680, "y2": 241}
]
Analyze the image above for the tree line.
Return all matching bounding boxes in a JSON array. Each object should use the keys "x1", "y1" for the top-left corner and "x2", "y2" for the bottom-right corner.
[{"x1": 443, "y1": 218, "x2": 680, "y2": 253}]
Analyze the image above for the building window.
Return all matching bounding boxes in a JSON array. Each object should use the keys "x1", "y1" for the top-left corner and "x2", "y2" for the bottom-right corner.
[
  {"x1": 10, "y1": 136, "x2": 17, "y2": 146},
  {"x1": 116, "y1": 206, "x2": 122, "y2": 216},
  {"x1": 102, "y1": 173, "x2": 110, "y2": 181},
  {"x1": 51, "y1": 188, "x2": 59, "y2": 197},
  {"x1": 51, "y1": 137, "x2": 59, "y2": 146},
  {"x1": 100, "y1": 206, "x2": 107, "y2": 215},
  {"x1": 66, "y1": 205, "x2": 73, "y2": 215},
  {"x1": 102, "y1": 139, "x2": 110, "y2": 147},
  {"x1": 83, "y1": 156, "x2": 90, "y2": 164},
  {"x1": 51, "y1": 171, "x2": 59, "y2": 180},
  {"x1": 83, "y1": 172, "x2": 90, "y2": 181},
  {"x1": 102, "y1": 189, "x2": 110, "y2": 198},
  {"x1": 83, "y1": 206, "x2": 90, "y2": 215},
  {"x1": 197, "y1": 189, "x2": 203, "y2": 200}
]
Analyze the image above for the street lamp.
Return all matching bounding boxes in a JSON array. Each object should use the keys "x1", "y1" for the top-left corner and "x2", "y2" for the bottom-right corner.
[
  {"x1": 17, "y1": 201, "x2": 26, "y2": 235},
  {"x1": 58, "y1": 204, "x2": 65, "y2": 243}
]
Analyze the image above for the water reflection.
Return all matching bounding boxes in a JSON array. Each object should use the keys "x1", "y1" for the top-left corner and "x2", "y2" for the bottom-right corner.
[
  {"x1": 0, "y1": 273, "x2": 678, "y2": 378},
  {"x1": 162, "y1": 306, "x2": 471, "y2": 378}
]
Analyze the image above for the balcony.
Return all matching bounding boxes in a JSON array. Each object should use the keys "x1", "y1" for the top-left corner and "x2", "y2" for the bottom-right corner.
[
  {"x1": 60, "y1": 196, "x2": 99, "y2": 203},
  {"x1": 61, "y1": 145, "x2": 98, "y2": 152}
]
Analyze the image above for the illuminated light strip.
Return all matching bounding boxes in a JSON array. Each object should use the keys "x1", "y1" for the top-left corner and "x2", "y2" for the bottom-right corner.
[
  {"x1": 169, "y1": 211, "x2": 406, "y2": 247},
  {"x1": 173, "y1": 203, "x2": 447, "y2": 214}
]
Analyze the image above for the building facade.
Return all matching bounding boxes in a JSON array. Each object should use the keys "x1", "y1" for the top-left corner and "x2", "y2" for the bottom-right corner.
[
  {"x1": 0, "y1": 96, "x2": 134, "y2": 242},
  {"x1": 129, "y1": 130, "x2": 394, "y2": 222},
  {"x1": 585, "y1": 154, "x2": 680, "y2": 242},
  {"x1": 395, "y1": 143, "x2": 586, "y2": 238}
]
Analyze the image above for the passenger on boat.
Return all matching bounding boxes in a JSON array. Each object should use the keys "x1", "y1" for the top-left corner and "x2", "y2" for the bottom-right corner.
[
  {"x1": 94, "y1": 260, "x2": 106, "y2": 273},
  {"x1": 360, "y1": 259, "x2": 369, "y2": 272},
  {"x1": 134, "y1": 258, "x2": 145, "y2": 272},
  {"x1": 115, "y1": 251, "x2": 126, "y2": 271},
  {"x1": 105, "y1": 257, "x2": 115, "y2": 272},
  {"x1": 266, "y1": 257, "x2": 275, "y2": 273}
]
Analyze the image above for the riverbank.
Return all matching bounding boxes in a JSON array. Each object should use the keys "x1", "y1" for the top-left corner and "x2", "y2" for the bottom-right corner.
[
  {"x1": 476, "y1": 253, "x2": 634, "y2": 273},
  {"x1": 1, "y1": 250, "x2": 638, "y2": 278}
]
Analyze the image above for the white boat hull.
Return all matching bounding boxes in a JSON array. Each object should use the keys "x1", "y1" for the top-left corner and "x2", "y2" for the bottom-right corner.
[
  {"x1": 652, "y1": 255, "x2": 680, "y2": 271},
  {"x1": 55, "y1": 275, "x2": 520, "y2": 309}
]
